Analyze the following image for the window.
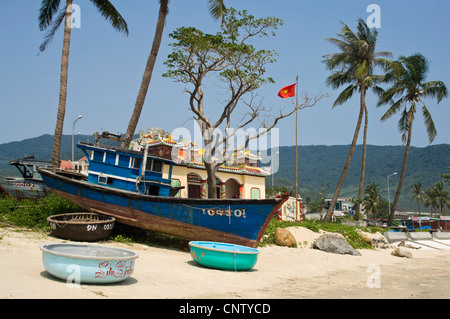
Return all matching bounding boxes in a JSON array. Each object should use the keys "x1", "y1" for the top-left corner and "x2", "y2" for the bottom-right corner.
[
  {"x1": 118, "y1": 155, "x2": 130, "y2": 167},
  {"x1": 98, "y1": 175, "x2": 107, "y2": 184},
  {"x1": 152, "y1": 160, "x2": 163, "y2": 173},
  {"x1": 145, "y1": 159, "x2": 153, "y2": 171},
  {"x1": 93, "y1": 151, "x2": 104, "y2": 162},
  {"x1": 132, "y1": 157, "x2": 142, "y2": 169},
  {"x1": 251, "y1": 188, "x2": 260, "y2": 199},
  {"x1": 105, "y1": 152, "x2": 116, "y2": 165}
]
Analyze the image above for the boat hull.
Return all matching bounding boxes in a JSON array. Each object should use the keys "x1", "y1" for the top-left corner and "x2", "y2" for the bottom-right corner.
[
  {"x1": 189, "y1": 241, "x2": 260, "y2": 270},
  {"x1": 38, "y1": 168, "x2": 286, "y2": 247},
  {"x1": 0, "y1": 176, "x2": 50, "y2": 199},
  {"x1": 40, "y1": 243, "x2": 138, "y2": 284}
]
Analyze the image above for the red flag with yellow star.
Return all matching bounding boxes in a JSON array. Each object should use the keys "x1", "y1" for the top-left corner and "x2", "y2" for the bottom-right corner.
[{"x1": 278, "y1": 83, "x2": 296, "y2": 98}]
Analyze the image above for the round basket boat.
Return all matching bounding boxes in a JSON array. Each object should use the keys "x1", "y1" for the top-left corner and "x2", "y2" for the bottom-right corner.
[
  {"x1": 40, "y1": 242, "x2": 138, "y2": 284},
  {"x1": 47, "y1": 212, "x2": 115, "y2": 242},
  {"x1": 189, "y1": 241, "x2": 260, "y2": 271}
]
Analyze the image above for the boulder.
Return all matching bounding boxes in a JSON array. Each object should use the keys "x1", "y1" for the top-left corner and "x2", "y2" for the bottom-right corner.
[
  {"x1": 391, "y1": 248, "x2": 413, "y2": 258},
  {"x1": 313, "y1": 233, "x2": 361, "y2": 256},
  {"x1": 274, "y1": 228, "x2": 297, "y2": 248}
]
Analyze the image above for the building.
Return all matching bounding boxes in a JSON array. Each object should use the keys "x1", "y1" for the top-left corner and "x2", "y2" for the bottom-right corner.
[
  {"x1": 131, "y1": 128, "x2": 268, "y2": 200},
  {"x1": 324, "y1": 197, "x2": 358, "y2": 217}
]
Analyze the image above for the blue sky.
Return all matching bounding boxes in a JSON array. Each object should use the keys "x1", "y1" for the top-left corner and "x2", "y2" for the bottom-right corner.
[{"x1": 1, "y1": 0, "x2": 449, "y2": 148}]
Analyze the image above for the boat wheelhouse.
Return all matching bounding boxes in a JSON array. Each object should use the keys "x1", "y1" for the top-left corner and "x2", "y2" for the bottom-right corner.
[{"x1": 78, "y1": 142, "x2": 177, "y2": 197}]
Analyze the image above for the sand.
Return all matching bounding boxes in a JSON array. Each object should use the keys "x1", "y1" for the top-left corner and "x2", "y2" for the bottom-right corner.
[{"x1": 1, "y1": 225, "x2": 449, "y2": 299}]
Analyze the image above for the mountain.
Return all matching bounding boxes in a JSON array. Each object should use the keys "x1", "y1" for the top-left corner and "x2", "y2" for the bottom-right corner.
[
  {"x1": 1, "y1": 135, "x2": 449, "y2": 210},
  {"x1": 271, "y1": 144, "x2": 450, "y2": 211}
]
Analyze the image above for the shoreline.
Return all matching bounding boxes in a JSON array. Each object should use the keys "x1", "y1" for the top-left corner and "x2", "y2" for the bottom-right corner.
[{"x1": 1, "y1": 225, "x2": 449, "y2": 299}]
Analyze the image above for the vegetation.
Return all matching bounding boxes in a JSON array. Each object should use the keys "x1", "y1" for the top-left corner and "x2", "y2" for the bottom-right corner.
[
  {"x1": 322, "y1": 18, "x2": 391, "y2": 222},
  {"x1": 378, "y1": 53, "x2": 448, "y2": 223},
  {"x1": 268, "y1": 144, "x2": 450, "y2": 211},
  {"x1": 0, "y1": 194, "x2": 81, "y2": 229},
  {"x1": 259, "y1": 217, "x2": 384, "y2": 250}
]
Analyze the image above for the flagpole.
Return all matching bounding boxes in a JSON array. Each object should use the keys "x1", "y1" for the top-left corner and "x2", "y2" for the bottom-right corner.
[
  {"x1": 295, "y1": 76, "x2": 298, "y2": 198},
  {"x1": 295, "y1": 75, "x2": 299, "y2": 218}
]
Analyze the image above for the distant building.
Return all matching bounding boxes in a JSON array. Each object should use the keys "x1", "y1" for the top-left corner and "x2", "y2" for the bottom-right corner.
[{"x1": 324, "y1": 197, "x2": 360, "y2": 217}]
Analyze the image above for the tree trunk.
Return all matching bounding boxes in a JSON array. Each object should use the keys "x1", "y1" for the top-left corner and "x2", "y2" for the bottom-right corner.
[
  {"x1": 388, "y1": 116, "x2": 413, "y2": 224},
  {"x1": 204, "y1": 162, "x2": 218, "y2": 199},
  {"x1": 323, "y1": 88, "x2": 365, "y2": 222},
  {"x1": 355, "y1": 100, "x2": 368, "y2": 220},
  {"x1": 51, "y1": 0, "x2": 73, "y2": 168},
  {"x1": 121, "y1": 0, "x2": 169, "y2": 149}
]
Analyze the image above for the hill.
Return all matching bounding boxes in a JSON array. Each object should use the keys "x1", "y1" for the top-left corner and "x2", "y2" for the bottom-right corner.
[
  {"x1": 1, "y1": 135, "x2": 448, "y2": 210},
  {"x1": 271, "y1": 144, "x2": 450, "y2": 211}
]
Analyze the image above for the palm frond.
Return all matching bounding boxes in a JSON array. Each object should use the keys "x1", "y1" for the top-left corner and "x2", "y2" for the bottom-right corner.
[
  {"x1": 90, "y1": 0, "x2": 129, "y2": 35},
  {"x1": 325, "y1": 72, "x2": 352, "y2": 89},
  {"x1": 380, "y1": 98, "x2": 404, "y2": 121},
  {"x1": 422, "y1": 80, "x2": 448, "y2": 103},
  {"x1": 39, "y1": 8, "x2": 66, "y2": 52},
  {"x1": 421, "y1": 104, "x2": 437, "y2": 143},
  {"x1": 332, "y1": 84, "x2": 358, "y2": 107},
  {"x1": 397, "y1": 108, "x2": 410, "y2": 143},
  {"x1": 39, "y1": 0, "x2": 62, "y2": 31},
  {"x1": 207, "y1": 0, "x2": 226, "y2": 21}
]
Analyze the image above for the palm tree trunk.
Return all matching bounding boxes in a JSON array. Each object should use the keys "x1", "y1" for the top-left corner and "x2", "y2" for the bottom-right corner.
[
  {"x1": 121, "y1": 0, "x2": 169, "y2": 149},
  {"x1": 356, "y1": 100, "x2": 368, "y2": 220},
  {"x1": 51, "y1": 0, "x2": 72, "y2": 168},
  {"x1": 388, "y1": 116, "x2": 413, "y2": 224},
  {"x1": 323, "y1": 92, "x2": 365, "y2": 222}
]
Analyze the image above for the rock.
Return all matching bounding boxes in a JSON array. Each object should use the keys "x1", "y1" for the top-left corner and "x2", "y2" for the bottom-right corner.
[
  {"x1": 313, "y1": 233, "x2": 361, "y2": 256},
  {"x1": 391, "y1": 248, "x2": 412, "y2": 258},
  {"x1": 274, "y1": 228, "x2": 297, "y2": 247}
]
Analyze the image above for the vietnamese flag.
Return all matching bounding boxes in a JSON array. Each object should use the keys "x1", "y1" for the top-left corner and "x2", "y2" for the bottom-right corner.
[{"x1": 278, "y1": 83, "x2": 296, "y2": 98}]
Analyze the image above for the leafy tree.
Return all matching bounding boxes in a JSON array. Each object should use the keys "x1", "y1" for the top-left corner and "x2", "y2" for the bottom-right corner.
[
  {"x1": 121, "y1": 0, "x2": 226, "y2": 148},
  {"x1": 322, "y1": 18, "x2": 391, "y2": 221},
  {"x1": 38, "y1": 0, "x2": 129, "y2": 167},
  {"x1": 378, "y1": 53, "x2": 448, "y2": 223},
  {"x1": 164, "y1": 8, "x2": 323, "y2": 198}
]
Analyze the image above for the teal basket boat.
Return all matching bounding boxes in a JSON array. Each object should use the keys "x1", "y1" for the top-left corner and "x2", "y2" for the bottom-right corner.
[{"x1": 189, "y1": 241, "x2": 260, "y2": 271}]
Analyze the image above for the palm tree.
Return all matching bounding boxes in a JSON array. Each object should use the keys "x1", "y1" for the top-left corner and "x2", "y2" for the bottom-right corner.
[
  {"x1": 322, "y1": 18, "x2": 391, "y2": 222},
  {"x1": 377, "y1": 53, "x2": 448, "y2": 223},
  {"x1": 362, "y1": 183, "x2": 381, "y2": 217},
  {"x1": 432, "y1": 181, "x2": 449, "y2": 216},
  {"x1": 120, "y1": 0, "x2": 226, "y2": 149},
  {"x1": 410, "y1": 182, "x2": 425, "y2": 214},
  {"x1": 39, "y1": 0, "x2": 129, "y2": 167},
  {"x1": 424, "y1": 186, "x2": 438, "y2": 218}
]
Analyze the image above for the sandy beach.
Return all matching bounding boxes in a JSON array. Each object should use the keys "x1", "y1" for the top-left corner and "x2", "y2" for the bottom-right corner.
[{"x1": 1, "y1": 224, "x2": 449, "y2": 300}]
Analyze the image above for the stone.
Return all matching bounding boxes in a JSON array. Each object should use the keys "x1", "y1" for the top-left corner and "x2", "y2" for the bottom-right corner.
[
  {"x1": 391, "y1": 248, "x2": 413, "y2": 258},
  {"x1": 274, "y1": 228, "x2": 297, "y2": 248},
  {"x1": 313, "y1": 233, "x2": 361, "y2": 256}
]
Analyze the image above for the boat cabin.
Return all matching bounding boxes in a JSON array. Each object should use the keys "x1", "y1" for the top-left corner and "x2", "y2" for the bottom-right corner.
[{"x1": 78, "y1": 142, "x2": 175, "y2": 197}]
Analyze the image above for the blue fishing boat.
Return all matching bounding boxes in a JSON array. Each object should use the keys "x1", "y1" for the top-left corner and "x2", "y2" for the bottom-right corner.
[
  {"x1": 189, "y1": 241, "x2": 260, "y2": 270},
  {"x1": 38, "y1": 139, "x2": 287, "y2": 247}
]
